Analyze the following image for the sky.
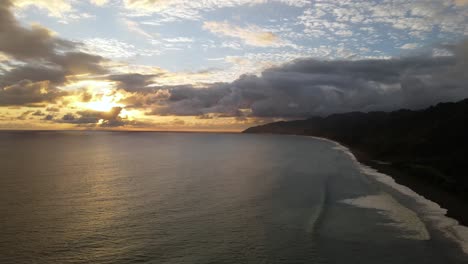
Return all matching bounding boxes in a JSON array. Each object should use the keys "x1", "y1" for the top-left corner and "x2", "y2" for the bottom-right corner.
[{"x1": 0, "y1": 0, "x2": 467, "y2": 131}]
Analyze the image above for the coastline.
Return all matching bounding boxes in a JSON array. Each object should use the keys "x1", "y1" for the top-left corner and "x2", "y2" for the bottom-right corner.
[
  {"x1": 273, "y1": 133, "x2": 468, "y2": 227},
  {"x1": 300, "y1": 134, "x2": 468, "y2": 254},
  {"x1": 345, "y1": 145, "x2": 468, "y2": 227}
]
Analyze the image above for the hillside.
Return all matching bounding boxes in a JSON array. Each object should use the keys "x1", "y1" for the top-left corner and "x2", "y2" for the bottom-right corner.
[{"x1": 244, "y1": 98, "x2": 468, "y2": 196}]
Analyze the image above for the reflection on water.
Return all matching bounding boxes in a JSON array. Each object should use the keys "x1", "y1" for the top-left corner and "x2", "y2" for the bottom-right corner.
[{"x1": 0, "y1": 131, "x2": 466, "y2": 263}]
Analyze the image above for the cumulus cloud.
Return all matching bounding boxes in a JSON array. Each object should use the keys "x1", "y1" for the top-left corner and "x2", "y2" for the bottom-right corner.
[
  {"x1": 108, "y1": 73, "x2": 160, "y2": 93},
  {"x1": 0, "y1": 80, "x2": 66, "y2": 106},
  {"x1": 0, "y1": 50, "x2": 106, "y2": 107},
  {"x1": 0, "y1": 0, "x2": 105, "y2": 67},
  {"x1": 203, "y1": 21, "x2": 283, "y2": 47},
  {"x1": 0, "y1": 1, "x2": 74, "y2": 60},
  {"x1": 0, "y1": 65, "x2": 66, "y2": 87},
  {"x1": 133, "y1": 40, "x2": 468, "y2": 118},
  {"x1": 61, "y1": 107, "x2": 126, "y2": 127},
  {"x1": 0, "y1": 0, "x2": 107, "y2": 107}
]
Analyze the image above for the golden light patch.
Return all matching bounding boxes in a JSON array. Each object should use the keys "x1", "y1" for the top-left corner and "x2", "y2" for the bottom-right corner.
[
  {"x1": 62, "y1": 80, "x2": 115, "y2": 93},
  {"x1": 0, "y1": 52, "x2": 10, "y2": 62},
  {"x1": 82, "y1": 93, "x2": 125, "y2": 112},
  {"x1": 203, "y1": 21, "x2": 282, "y2": 47},
  {"x1": 454, "y1": 0, "x2": 468, "y2": 6},
  {"x1": 39, "y1": 81, "x2": 50, "y2": 94},
  {"x1": 119, "y1": 108, "x2": 142, "y2": 120},
  {"x1": 13, "y1": 0, "x2": 73, "y2": 18},
  {"x1": 257, "y1": 32, "x2": 278, "y2": 43}
]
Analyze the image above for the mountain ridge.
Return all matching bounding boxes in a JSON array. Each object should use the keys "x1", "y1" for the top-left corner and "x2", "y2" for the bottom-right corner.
[{"x1": 244, "y1": 98, "x2": 468, "y2": 199}]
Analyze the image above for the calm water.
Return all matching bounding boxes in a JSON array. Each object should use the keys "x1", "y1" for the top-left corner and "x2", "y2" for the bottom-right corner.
[{"x1": 0, "y1": 131, "x2": 467, "y2": 264}]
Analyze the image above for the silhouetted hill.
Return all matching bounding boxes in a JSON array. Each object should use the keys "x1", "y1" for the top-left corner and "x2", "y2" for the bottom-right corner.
[{"x1": 244, "y1": 98, "x2": 468, "y2": 196}]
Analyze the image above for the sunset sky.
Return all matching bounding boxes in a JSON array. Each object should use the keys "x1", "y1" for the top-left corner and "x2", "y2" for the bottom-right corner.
[{"x1": 0, "y1": 0, "x2": 467, "y2": 131}]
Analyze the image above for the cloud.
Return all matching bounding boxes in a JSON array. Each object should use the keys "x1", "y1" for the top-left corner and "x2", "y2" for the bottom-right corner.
[
  {"x1": 0, "y1": 65, "x2": 66, "y2": 87},
  {"x1": 123, "y1": 0, "x2": 309, "y2": 21},
  {"x1": 454, "y1": 0, "x2": 468, "y2": 6},
  {"x1": 0, "y1": 80, "x2": 66, "y2": 106},
  {"x1": 0, "y1": 51, "x2": 107, "y2": 94},
  {"x1": 89, "y1": 0, "x2": 109, "y2": 6},
  {"x1": 0, "y1": 0, "x2": 107, "y2": 109},
  {"x1": 0, "y1": 1, "x2": 105, "y2": 70},
  {"x1": 81, "y1": 38, "x2": 144, "y2": 59},
  {"x1": 298, "y1": 0, "x2": 467, "y2": 43},
  {"x1": 61, "y1": 107, "x2": 126, "y2": 127},
  {"x1": 109, "y1": 73, "x2": 160, "y2": 92},
  {"x1": 17, "y1": 110, "x2": 33, "y2": 120},
  {"x1": 123, "y1": 88, "x2": 171, "y2": 108},
  {"x1": 32, "y1": 110, "x2": 45, "y2": 116},
  {"x1": 51, "y1": 52, "x2": 106, "y2": 75},
  {"x1": 12, "y1": 0, "x2": 73, "y2": 18},
  {"x1": 0, "y1": 1, "x2": 74, "y2": 60},
  {"x1": 43, "y1": 114, "x2": 54, "y2": 120},
  {"x1": 122, "y1": 18, "x2": 153, "y2": 39},
  {"x1": 12, "y1": 0, "x2": 94, "y2": 23},
  {"x1": 203, "y1": 21, "x2": 283, "y2": 47},
  {"x1": 2, "y1": 0, "x2": 467, "y2": 130},
  {"x1": 135, "y1": 40, "x2": 468, "y2": 118},
  {"x1": 163, "y1": 37, "x2": 194, "y2": 43},
  {"x1": 401, "y1": 43, "x2": 420, "y2": 50}
]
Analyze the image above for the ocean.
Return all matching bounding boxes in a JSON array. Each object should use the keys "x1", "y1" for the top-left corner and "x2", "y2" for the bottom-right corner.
[{"x1": 0, "y1": 131, "x2": 467, "y2": 263}]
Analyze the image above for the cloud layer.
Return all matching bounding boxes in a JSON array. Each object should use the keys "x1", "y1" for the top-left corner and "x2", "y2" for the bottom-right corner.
[
  {"x1": 1, "y1": 0, "x2": 468, "y2": 130},
  {"x1": 129, "y1": 40, "x2": 468, "y2": 118},
  {"x1": 0, "y1": 0, "x2": 106, "y2": 106}
]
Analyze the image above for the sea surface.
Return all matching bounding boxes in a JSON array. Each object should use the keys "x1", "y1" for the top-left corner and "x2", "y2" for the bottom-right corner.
[{"x1": 0, "y1": 131, "x2": 467, "y2": 264}]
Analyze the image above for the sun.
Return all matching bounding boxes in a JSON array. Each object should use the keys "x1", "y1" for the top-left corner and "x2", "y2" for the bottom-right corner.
[
  {"x1": 85, "y1": 97, "x2": 123, "y2": 112},
  {"x1": 72, "y1": 88, "x2": 144, "y2": 120},
  {"x1": 81, "y1": 91, "x2": 125, "y2": 112}
]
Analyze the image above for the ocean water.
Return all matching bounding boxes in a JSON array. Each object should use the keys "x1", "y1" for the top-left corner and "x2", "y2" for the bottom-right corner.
[{"x1": 0, "y1": 131, "x2": 467, "y2": 264}]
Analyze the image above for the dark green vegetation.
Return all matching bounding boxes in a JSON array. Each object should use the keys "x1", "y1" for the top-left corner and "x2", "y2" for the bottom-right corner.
[{"x1": 244, "y1": 98, "x2": 468, "y2": 197}]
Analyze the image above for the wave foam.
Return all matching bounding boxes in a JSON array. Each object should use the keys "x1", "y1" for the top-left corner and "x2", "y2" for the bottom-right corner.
[
  {"x1": 325, "y1": 139, "x2": 468, "y2": 254},
  {"x1": 341, "y1": 193, "x2": 430, "y2": 240}
]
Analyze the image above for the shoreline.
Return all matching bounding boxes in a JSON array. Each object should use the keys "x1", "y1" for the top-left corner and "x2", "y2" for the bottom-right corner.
[
  {"x1": 277, "y1": 133, "x2": 468, "y2": 227},
  {"x1": 300, "y1": 134, "x2": 468, "y2": 254},
  {"x1": 347, "y1": 146, "x2": 468, "y2": 227}
]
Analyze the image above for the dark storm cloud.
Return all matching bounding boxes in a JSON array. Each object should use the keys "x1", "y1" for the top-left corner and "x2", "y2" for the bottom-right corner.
[{"x1": 137, "y1": 40, "x2": 468, "y2": 118}]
